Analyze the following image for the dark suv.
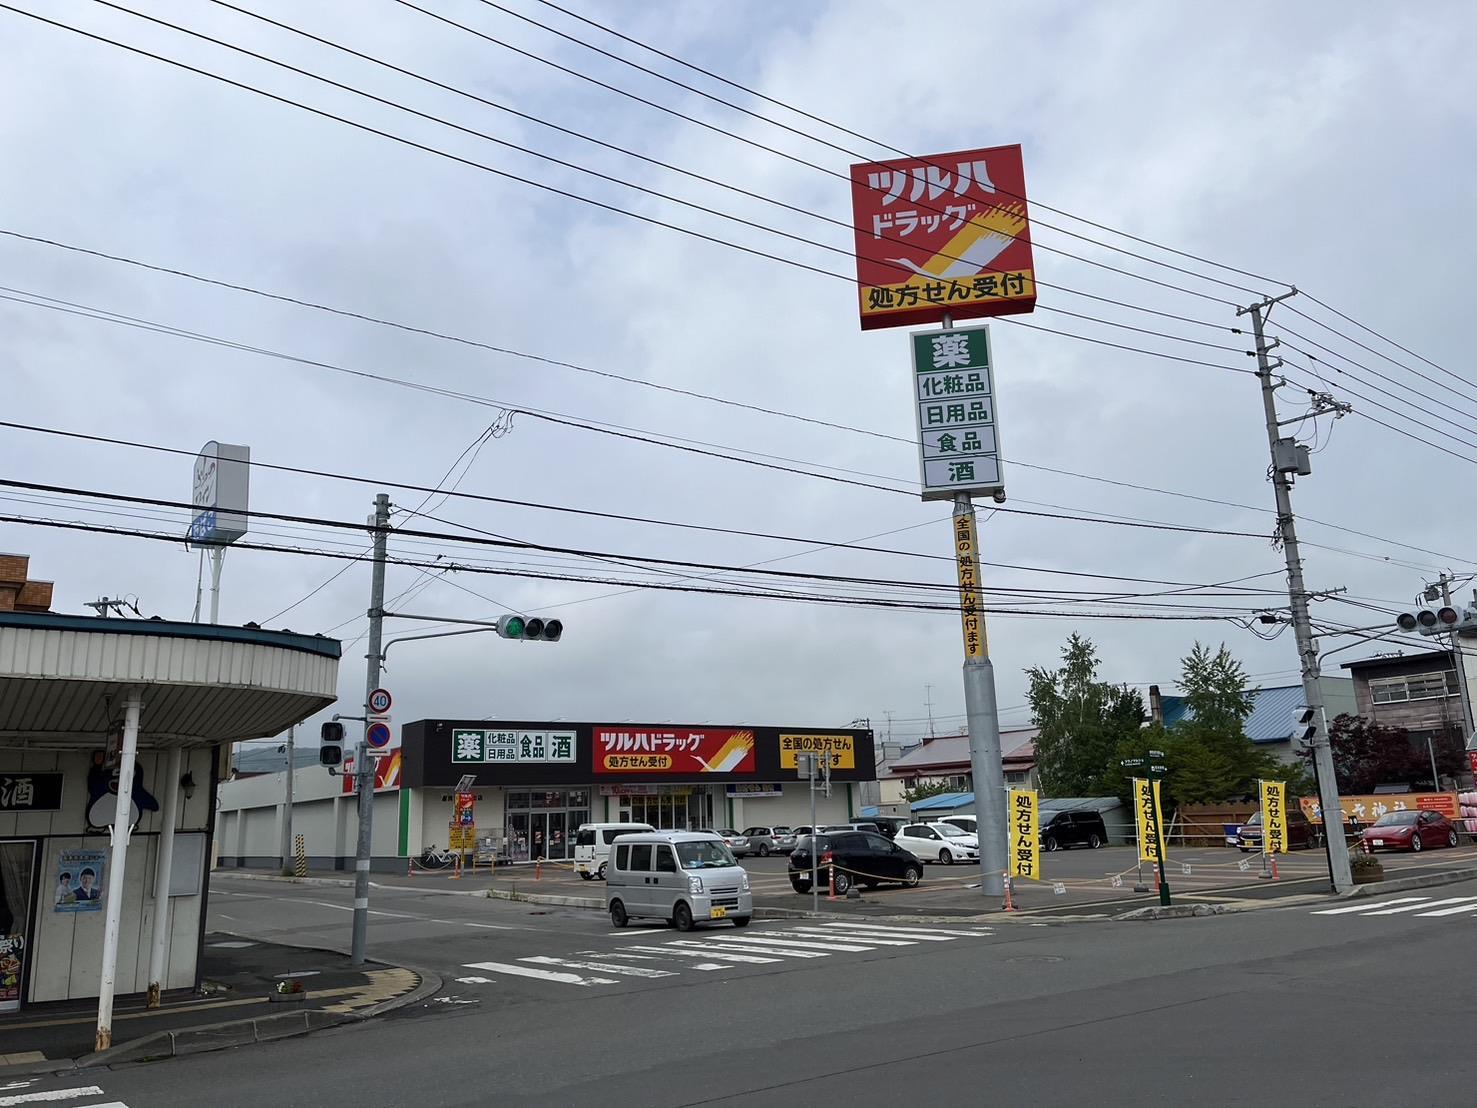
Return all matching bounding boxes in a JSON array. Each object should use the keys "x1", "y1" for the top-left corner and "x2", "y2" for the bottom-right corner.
[
  {"x1": 789, "y1": 831, "x2": 923, "y2": 895},
  {"x1": 1040, "y1": 809, "x2": 1108, "y2": 851}
]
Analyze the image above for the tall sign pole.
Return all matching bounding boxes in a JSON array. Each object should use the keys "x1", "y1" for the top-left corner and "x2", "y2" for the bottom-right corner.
[
  {"x1": 1241, "y1": 295, "x2": 1352, "y2": 894},
  {"x1": 351, "y1": 493, "x2": 390, "y2": 965}
]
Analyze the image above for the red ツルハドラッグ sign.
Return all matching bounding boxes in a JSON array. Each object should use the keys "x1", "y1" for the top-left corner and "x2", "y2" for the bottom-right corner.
[
  {"x1": 850, "y1": 143, "x2": 1036, "y2": 330},
  {"x1": 593, "y1": 728, "x2": 756, "y2": 774}
]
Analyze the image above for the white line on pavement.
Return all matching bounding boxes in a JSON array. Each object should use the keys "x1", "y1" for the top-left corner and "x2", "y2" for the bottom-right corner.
[
  {"x1": 1364, "y1": 895, "x2": 1477, "y2": 916},
  {"x1": 462, "y1": 961, "x2": 617, "y2": 986},
  {"x1": 1415, "y1": 902, "x2": 1477, "y2": 916},
  {"x1": 521, "y1": 956, "x2": 677, "y2": 979},
  {"x1": 709, "y1": 934, "x2": 874, "y2": 953},
  {"x1": 625, "y1": 945, "x2": 779, "y2": 964},
  {"x1": 1311, "y1": 897, "x2": 1430, "y2": 915},
  {"x1": 814, "y1": 923, "x2": 970, "y2": 940},
  {"x1": 666, "y1": 939, "x2": 824, "y2": 959},
  {"x1": 0, "y1": 1088, "x2": 106, "y2": 1107},
  {"x1": 779, "y1": 928, "x2": 918, "y2": 946}
]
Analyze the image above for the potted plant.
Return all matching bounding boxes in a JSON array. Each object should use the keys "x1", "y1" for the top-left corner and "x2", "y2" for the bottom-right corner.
[
  {"x1": 1349, "y1": 850, "x2": 1383, "y2": 885},
  {"x1": 270, "y1": 978, "x2": 307, "y2": 1004}
]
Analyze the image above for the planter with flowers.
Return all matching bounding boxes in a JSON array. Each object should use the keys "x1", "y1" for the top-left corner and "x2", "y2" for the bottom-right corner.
[
  {"x1": 1350, "y1": 850, "x2": 1384, "y2": 885},
  {"x1": 269, "y1": 978, "x2": 307, "y2": 1004}
]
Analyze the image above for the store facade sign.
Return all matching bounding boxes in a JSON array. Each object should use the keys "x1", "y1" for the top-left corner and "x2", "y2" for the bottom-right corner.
[
  {"x1": 0, "y1": 772, "x2": 63, "y2": 812},
  {"x1": 849, "y1": 143, "x2": 1035, "y2": 331},
  {"x1": 452, "y1": 729, "x2": 576, "y2": 764},
  {"x1": 593, "y1": 728, "x2": 756, "y2": 774},
  {"x1": 726, "y1": 783, "x2": 784, "y2": 798},
  {"x1": 912, "y1": 325, "x2": 1004, "y2": 501},
  {"x1": 778, "y1": 734, "x2": 856, "y2": 770},
  {"x1": 1299, "y1": 791, "x2": 1459, "y2": 824}
]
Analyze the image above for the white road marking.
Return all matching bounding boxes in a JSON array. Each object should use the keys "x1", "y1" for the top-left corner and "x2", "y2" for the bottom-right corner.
[
  {"x1": 0, "y1": 1089, "x2": 106, "y2": 1107},
  {"x1": 458, "y1": 922, "x2": 519, "y2": 930},
  {"x1": 625, "y1": 944, "x2": 779, "y2": 964},
  {"x1": 461, "y1": 961, "x2": 617, "y2": 987},
  {"x1": 814, "y1": 923, "x2": 970, "y2": 941},
  {"x1": 456, "y1": 976, "x2": 496, "y2": 984},
  {"x1": 666, "y1": 939, "x2": 823, "y2": 959},
  {"x1": 1311, "y1": 897, "x2": 1430, "y2": 915},
  {"x1": 595, "y1": 951, "x2": 666, "y2": 962},
  {"x1": 778, "y1": 928, "x2": 918, "y2": 946},
  {"x1": 710, "y1": 933, "x2": 874, "y2": 953},
  {"x1": 1365, "y1": 896, "x2": 1477, "y2": 916},
  {"x1": 1415, "y1": 902, "x2": 1477, "y2": 916},
  {"x1": 522, "y1": 956, "x2": 677, "y2": 979}
]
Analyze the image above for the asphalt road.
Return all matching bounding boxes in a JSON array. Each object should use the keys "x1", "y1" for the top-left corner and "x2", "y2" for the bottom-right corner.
[{"x1": 14, "y1": 874, "x2": 1477, "y2": 1106}]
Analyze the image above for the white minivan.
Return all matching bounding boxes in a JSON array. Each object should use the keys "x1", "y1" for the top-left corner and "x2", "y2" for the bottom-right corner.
[
  {"x1": 573, "y1": 822, "x2": 655, "y2": 880},
  {"x1": 606, "y1": 830, "x2": 752, "y2": 931}
]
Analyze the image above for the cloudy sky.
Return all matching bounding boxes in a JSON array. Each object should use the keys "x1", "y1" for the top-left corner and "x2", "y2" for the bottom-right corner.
[{"x1": 2, "y1": 0, "x2": 1473, "y2": 751}]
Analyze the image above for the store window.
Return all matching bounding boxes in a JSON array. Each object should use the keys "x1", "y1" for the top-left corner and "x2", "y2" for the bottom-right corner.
[{"x1": 504, "y1": 789, "x2": 590, "y2": 862}]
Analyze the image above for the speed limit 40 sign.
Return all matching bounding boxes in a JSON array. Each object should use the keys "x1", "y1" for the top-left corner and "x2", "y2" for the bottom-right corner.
[{"x1": 368, "y1": 688, "x2": 392, "y2": 715}]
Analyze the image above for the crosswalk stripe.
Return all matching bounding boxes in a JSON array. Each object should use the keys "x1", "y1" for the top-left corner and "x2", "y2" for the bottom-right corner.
[
  {"x1": 625, "y1": 944, "x2": 780, "y2": 964},
  {"x1": 521, "y1": 956, "x2": 677, "y2": 978},
  {"x1": 705, "y1": 934, "x2": 864, "y2": 953},
  {"x1": 0, "y1": 1090, "x2": 108, "y2": 1107},
  {"x1": 589, "y1": 950, "x2": 664, "y2": 961},
  {"x1": 780, "y1": 927, "x2": 918, "y2": 946},
  {"x1": 814, "y1": 923, "x2": 966, "y2": 941},
  {"x1": 1365, "y1": 896, "x2": 1477, "y2": 916},
  {"x1": 1311, "y1": 897, "x2": 1430, "y2": 915},
  {"x1": 1414, "y1": 903, "x2": 1477, "y2": 916},
  {"x1": 668, "y1": 939, "x2": 827, "y2": 959},
  {"x1": 462, "y1": 960, "x2": 617, "y2": 986}
]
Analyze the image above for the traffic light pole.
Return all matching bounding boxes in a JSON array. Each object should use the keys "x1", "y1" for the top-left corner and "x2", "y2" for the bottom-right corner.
[
  {"x1": 352, "y1": 493, "x2": 390, "y2": 966},
  {"x1": 1242, "y1": 296, "x2": 1353, "y2": 894},
  {"x1": 1436, "y1": 575, "x2": 1477, "y2": 746}
]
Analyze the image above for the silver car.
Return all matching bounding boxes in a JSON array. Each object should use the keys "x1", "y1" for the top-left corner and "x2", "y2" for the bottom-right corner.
[
  {"x1": 741, "y1": 825, "x2": 797, "y2": 857},
  {"x1": 607, "y1": 831, "x2": 753, "y2": 931}
]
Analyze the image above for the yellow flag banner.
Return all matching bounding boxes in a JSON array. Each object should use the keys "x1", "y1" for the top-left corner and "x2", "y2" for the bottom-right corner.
[
  {"x1": 1261, "y1": 780, "x2": 1288, "y2": 854},
  {"x1": 1134, "y1": 778, "x2": 1165, "y2": 864},
  {"x1": 1009, "y1": 788, "x2": 1039, "y2": 881}
]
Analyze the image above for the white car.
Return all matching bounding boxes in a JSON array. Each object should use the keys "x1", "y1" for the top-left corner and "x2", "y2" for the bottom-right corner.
[{"x1": 895, "y1": 822, "x2": 980, "y2": 865}]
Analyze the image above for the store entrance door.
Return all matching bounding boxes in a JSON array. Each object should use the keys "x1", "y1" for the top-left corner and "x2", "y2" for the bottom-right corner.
[{"x1": 0, "y1": 839, "x2": 37, "y2": 1013}]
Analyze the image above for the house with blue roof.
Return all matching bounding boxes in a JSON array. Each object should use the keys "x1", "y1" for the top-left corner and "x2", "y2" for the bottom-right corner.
[{"x1": 1158, "y1": 677, "x2": 1356, "y2": 764}]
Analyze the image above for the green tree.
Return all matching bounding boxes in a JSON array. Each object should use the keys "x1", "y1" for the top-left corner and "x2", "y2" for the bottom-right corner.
[
  {"x1": 1169, "y1": 642, "x2": 1279, "y2": 801},
  {"x1": 902, "y1": 778, "x2": 956, "y2": 803},
  {"x1": 1028, "y1": 633, "x2": 1145, "y2": 797}
]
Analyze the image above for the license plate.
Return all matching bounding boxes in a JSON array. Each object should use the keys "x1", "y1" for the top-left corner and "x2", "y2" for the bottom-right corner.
[
  {"x1": 709, "y1": 906, "x2": 727, "y2": 920},
  {"x1": 1372, "y1": 839, "x2": 1384, "y2": 846}
]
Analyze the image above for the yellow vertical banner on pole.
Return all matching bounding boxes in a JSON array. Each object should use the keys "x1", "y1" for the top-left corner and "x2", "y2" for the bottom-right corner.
[
  {"x1": 1009, "y1": 788, "x2": 1039, "y2": 880},
  {"x1": 953, "y1": 511, "x2": 985, "y2": 660},
  {"x1": 1261, "y1": 780, "x2": 1288, "y2": 854},
  {"x1": 1134, "y1": 778, "x2": 1165, "y2": 864}
]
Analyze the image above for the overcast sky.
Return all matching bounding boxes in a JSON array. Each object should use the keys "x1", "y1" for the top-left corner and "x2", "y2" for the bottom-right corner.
[{"x1": 2, "y1": 0, "x2": 1474, "y2": 750}]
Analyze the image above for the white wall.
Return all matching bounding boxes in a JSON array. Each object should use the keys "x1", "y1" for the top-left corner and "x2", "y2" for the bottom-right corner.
[
  {"x1": 731, "y1": 788, "x2": 850, "y2": 829},
  {"x1": 0, "y1": 745, "x2": 216, "y2": 1004},
  {"x1": 217, "y1": 766, "x2": 400, "y2": 866}
]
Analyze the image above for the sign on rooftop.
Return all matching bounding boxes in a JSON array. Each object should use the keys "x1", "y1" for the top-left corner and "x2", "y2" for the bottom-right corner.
[{"x1": 189, "y1": 441, "x2": 250, "y2": 546}]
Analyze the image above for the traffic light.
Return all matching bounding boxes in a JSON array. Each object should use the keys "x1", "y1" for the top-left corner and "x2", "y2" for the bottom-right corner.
[
  {"x1": 1395, "y1": 606, "x2": 1474, "y2": 635},
  {"x1": 319, "y1": 720, "x2": 344, "y2": 767},
  {"x1": 1292, "y1": 706, "x2": 1317, "y2": 744},
  {"x1": 495, "y1": 614, "x2": 563, "y2": 642}
]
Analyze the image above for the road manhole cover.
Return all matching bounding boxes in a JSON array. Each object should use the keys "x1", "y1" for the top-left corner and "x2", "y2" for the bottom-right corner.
[{"x1": 1008, "y1": 955, "x2": 1065, "y2": 963}]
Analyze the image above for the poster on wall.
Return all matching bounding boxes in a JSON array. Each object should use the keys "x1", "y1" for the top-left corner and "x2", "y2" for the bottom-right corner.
[
  {"x1": 54, "y1": 849, "x2": 106, "y2": 913},
  {"x1": 0, "y1": 934, "x2": 21, "y2": 1005},
  {"x1": 593, "y1": 728, "x2": 756, "y2": 774}
]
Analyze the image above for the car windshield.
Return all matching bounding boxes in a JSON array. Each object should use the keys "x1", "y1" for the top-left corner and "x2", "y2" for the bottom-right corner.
[
  {"x1": 1373, "y1": 811, "x2": 1420, "y2": 826},
  {"x1": 774, "y1": 827, "x2": 791, "y2": 834},
  {"x1": 1244, "y1": 813, "x2": 1262, "y2": 826},
  {"x1": 935, "y1": 824, "x2": 969, "y2": 838},
  {"x1": 676, "y1": 840, "x2": 736, "y2": 869}
]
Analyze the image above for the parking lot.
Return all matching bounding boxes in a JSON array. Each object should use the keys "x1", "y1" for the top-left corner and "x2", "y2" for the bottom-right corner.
[{"x1": 447, "y1": 839, "x2": 1477, "y2": 918}]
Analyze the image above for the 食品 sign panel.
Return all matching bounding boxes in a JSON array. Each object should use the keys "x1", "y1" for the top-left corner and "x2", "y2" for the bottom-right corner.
[
  {"x1": 913, "y1": 326, "x2": 1004, "y2": 501},
  {"x1": 594, "y1": 728, "x2": 756, "y2": 774},
  {"x1": 850, "y1": 143, "x2": 1035, "y2": 331}
]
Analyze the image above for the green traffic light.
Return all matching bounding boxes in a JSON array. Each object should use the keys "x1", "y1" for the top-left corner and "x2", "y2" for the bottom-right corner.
[{"x1": 503, "y1": 615, "x2": 526, "y2": 638}]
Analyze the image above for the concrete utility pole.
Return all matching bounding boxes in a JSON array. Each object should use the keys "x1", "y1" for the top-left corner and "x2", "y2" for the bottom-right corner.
[
  {"x1": 1241, "y1": 293, "x2": 1352, "y2": 894},
  {"x1": 280, "y1": 725, "x2": 295, "y2": 875},
  {"x1": 1434, "y1": 575, "x2": 1477, "y2": 745},
  {"x1": 351, "y1": 493, "x2": 390, "y2": 965}
]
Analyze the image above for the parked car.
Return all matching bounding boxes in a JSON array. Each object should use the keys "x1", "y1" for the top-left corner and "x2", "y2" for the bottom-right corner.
[
  {"x1": 860, "y1": 816, "x2": 907, "y2": 840},
  {"x1": 894, "y1": 822, "x2": 980, "y2": 865},
  {"x1": 1234, "y1": 809, "x2": 1321, "y2": 852},
  {"x1": 821, "y1": 822, "x2": 880, "y2": 835},
  {"x1": 1040, "y1": 809, "x2": 1108, "y2": 852},
  {"x1": 573, "y1": 822, "x2": 656, "y2": 880},
  {"x1": 1361, "y1": 809, "x2": 1459, "y2": 853},
  {"x1": 717, "y1": 829, "x2": 751, "y2": 857},
  {"x1": 788, "y1": 831, "x2": 923, "y2": 894},
  {"x1": 938, "y1": 815, "x2": 976, "y2": 836},
  {"x1": 607, "y1": 830, "x2": 752, "y2": 931},
  {"x1": 741, "y1": 826, "x2": 796, "y2": 857}
]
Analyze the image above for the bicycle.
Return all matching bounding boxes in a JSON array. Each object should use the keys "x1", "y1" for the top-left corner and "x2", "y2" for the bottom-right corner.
[{"x1": 417, "y1": 844, "x2": 456, "y2": 871}]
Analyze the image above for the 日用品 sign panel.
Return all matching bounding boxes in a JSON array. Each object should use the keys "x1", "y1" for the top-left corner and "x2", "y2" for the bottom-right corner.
[
  {"x1": 593, "y1": 728, "x2": 756, "y2": 774},
  {"x1": 912, "y1": 325, "x2": 1004, "y2": 501},
  {"x1": 850, "y1": 143, "x2": 1035, "y2": 331}
]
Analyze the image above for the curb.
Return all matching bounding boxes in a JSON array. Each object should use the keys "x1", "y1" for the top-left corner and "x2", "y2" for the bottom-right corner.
[
  {"x1": 1334, "y1": 864, "x2": 1477, "y2": 899},
  {"x1": 1, "y1": 936, "x2": 440, "y2": 1077}
]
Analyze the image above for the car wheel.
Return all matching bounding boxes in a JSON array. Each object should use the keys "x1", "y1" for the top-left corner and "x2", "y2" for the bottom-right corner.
[
  {"x1": 1044, "y1": 837, "x2": 1058, "y2": 853},
  {"x1": 833, "y1": 871, "x2": 853, "y2": 895},
  {"x1": 610, "y1": 900, "x2": 628, "y2": 928},
  {"x1": 673, "y1": 902, "x2": 695, "y2": 932},
  {"x1": 903, "y1": 865, "x2": 922, "y2": 887},
  {"x1": 1410, "y1": 834, "x2": 1423, "y2": 853},
  {"x1": 732, "y1": 916, "x2": 751, "y2": 928},
  {"x1": 1449, "y1": 829, "x2": 1460, "y2": 848},
  {"x1": 939, "y1": 848, "x2": 953, "y2": 865},
  {"x1": 759, "y1": 843, "x2": 770, "y2": 857},
  {"x1": 791, "y1": 880, "x2": 811, "y2": 894},
  {"x1": 1088, "y1": 833, "x2": 1103, "y2": 849},
  {"x1": 1238, "y1": 847, "x2": 1251, "y2": 853},
  {"x1": 579, "y1": 871, "x2": 594, "y2": 881},
  {"x1": 597, "y1": 862, "x2": 607, "y2": 881}
]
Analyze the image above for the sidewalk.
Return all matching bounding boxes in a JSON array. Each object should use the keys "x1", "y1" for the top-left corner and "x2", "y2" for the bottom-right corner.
[{"x1": 0, "y1": 931, "x2": 438, "y2": 1075}]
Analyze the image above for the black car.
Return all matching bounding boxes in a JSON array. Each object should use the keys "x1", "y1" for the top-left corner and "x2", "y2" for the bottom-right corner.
[
  {"x1": 788, "y1": 831, "x2": 923, "y2": 894},
  {"x1": 1040, "y1": 809, "x2": 1108, "y2": 851}
]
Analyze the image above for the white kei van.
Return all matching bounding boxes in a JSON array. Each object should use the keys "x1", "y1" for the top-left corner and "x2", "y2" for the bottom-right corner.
[
  {"x1": 606, "y1": 830, "x2": 753, "y2": 931},
  {"x1": 573, "y1": 822, "x2": 655, "y2": 880}
]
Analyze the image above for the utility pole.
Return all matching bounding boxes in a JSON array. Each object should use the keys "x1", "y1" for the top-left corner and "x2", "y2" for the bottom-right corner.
[
  {"x1": 924, "y1": 685, "x2": 936, "y2": 739},
  {"x1": 1434, "y1": 575, "x2": 1477, "y2": 745},
  {"x1": 351, "y1": 493, "x2": 390, "y2": 965},
  {"x1": 1241, "y1": 293, "x2": 1352, "y2": 894},
  {"x1": 280, "y1": 725, "x2": 295, "y2": 875}
]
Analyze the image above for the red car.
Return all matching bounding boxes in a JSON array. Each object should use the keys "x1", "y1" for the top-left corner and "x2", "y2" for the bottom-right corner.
[{"x1": 1360, "y1": 809, "x2": 1459, "y2": 853}]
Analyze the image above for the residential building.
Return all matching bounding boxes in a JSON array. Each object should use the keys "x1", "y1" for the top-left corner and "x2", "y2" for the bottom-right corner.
[
  {"x1": 1341, "y1": 649, "x2": 1471, "y2": 750},
  {"x1": 881, "y1": 727, "x2": 1040, "y2": 803},
  {"x1": 1158, "y1": 678, "x2": 1356, "y2": 764}
]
